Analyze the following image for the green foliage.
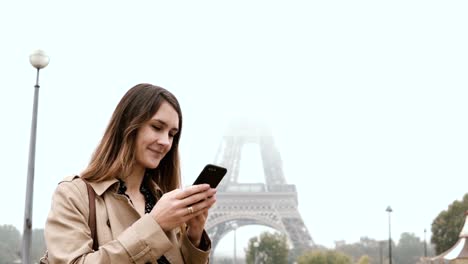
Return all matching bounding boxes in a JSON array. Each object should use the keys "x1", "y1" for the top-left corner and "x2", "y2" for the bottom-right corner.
[
  {"x1": 431, "y1": 193, "x2": 468, "y2": 254},
  {"x1": 0, "y1": 225, "x2": 21, "y2": 264},
  {"x1": 394, "y1": 232, "x2": 434, "y2": 264},
  {"x1": 356, "y1": 255, "x2": 370, "y2": 264},
  {"x1": 335, "y1": 236, "x2": 384, "y2": 263},
  {"x1": 0, "y1": 226, "x2": 46, "y2": 264},
  {"x1": 297, "y1": 250, "x2": 352, "y2": 264},
  {"x1": 245, "y1": 231, "x2": 289, "y2": 264},
  {"x1": 333, "y1": 234, "x2": 434, "y2": 264},
  {"x1": 32, "y1": 228, "x2": 46, "y2": 262}
]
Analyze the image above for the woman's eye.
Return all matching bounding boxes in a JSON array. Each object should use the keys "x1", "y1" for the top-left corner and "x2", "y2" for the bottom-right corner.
[{"x1": 152, "y1": 125, "x2": 161, "y2": 131}]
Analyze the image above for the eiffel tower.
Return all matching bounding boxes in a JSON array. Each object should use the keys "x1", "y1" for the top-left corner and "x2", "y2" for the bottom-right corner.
[{"x1": 207, "y1": 119, "x2": 314, "y2": 260}]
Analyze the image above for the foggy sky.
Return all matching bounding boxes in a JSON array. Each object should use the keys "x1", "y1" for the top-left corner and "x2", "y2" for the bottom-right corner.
[{"x1": 1, "y1": 0, "x2": 468, "y2": 256}]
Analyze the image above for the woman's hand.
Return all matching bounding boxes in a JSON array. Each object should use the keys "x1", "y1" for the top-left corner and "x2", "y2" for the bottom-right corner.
[
  {"x1": 185, "y1": 207, "x2": 210, "y2": 247},
  {"x1": 150, "y1": 184, "x2": 217, "y2": 235},
  {"x1": 184, "y1": 187, "x2": 217, "y2": 247}
]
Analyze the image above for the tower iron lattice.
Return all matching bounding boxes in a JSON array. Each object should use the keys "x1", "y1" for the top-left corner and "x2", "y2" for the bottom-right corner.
[{"x1": 206, "y1": 119, "x2": 314, "y2": 258}]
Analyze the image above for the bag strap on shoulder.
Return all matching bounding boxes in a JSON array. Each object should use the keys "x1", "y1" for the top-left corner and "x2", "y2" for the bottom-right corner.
[
  {"x1": 40, "y1": 179, "x2": 99, "y2": 263},
  {"x1": 85, "y1": 181, "x2": 98, "y2": 251}
]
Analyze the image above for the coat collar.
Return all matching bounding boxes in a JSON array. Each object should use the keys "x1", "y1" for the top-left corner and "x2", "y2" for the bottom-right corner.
[
  {"x1": 86, "y1": 176, "x2": 164, "y2": 197},
  {"x1": 87, "y1": 178, "x2": 119, "y2": 196}
]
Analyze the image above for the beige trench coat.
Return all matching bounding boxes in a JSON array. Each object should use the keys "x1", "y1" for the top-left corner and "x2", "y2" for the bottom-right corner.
[{"x1": 44, "y1": 176, "x2": 210, "y2": 264}]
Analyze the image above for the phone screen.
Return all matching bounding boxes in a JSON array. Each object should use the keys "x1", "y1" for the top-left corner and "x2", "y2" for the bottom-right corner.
[{"x1": 192, "y1": 164, "x2": 227, "y2": 188}]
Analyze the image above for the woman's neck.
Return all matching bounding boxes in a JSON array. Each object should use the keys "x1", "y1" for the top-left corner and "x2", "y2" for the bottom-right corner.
[{"x1": 125, "y1": 166, "x2": 145, "y2": 194}]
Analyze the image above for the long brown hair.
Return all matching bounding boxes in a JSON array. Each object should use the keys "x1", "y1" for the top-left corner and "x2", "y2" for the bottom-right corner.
[{"x1": 81, "y1": 83, "x2": 183, "y2": 192}]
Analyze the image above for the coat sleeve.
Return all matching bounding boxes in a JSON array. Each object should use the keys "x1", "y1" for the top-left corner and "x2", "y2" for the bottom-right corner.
[
  {"x1": 44, "y1": 181, "x2": 173, "y2": 264},
  {"x1": 179, "y1": 229, "x2": 211, "y2": 264}
]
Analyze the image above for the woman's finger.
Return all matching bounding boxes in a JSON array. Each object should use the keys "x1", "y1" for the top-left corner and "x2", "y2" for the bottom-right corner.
[
  {"x1": 175, "y1": 184, "x2": 210, "y2": 199},
  {"x1": 181, "y1": 188, "x2": 216, "y2": 207},
  {"x1": 182, "y1": 208, "x2": 210, "y2": 222},
  {"x1": 183, "y1": 195, "x2": 216, "y2": 216}
]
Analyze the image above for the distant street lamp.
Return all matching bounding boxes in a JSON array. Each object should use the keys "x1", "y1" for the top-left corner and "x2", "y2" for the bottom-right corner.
[
  {"x1": 424, "y1": 228, "x2": 427, "y2": 258},
  {"x1": 232, "y1": 222, "x2": 238, "y2": 264},
  {"x1": 379, "y1": 241, "x2": 383, "y2": 264},
  {"x1": 253, "y1": 241, "x2": 265, "y2": 264},
  {"x1": 253, "y1": 241, "x2": 259, "y2": 264},
  {"x1": 22, "y1": 49, "x2": 49, "y2": 264},
  {"x1": 386, "y1": 206, "x2": 393, "y2": 264}
]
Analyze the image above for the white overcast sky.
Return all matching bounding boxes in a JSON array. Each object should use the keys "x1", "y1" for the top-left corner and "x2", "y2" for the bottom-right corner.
[{"x1": 1, "y1": 0, "x2": 468, "y2": 256}]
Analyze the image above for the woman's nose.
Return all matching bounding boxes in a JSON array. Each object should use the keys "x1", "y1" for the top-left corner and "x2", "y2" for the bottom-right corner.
[{"x1": 157, "y1": 134, "x2": 170, "y2": 146}]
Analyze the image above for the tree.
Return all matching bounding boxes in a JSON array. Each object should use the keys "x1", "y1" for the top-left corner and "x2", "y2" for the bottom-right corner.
[
  {"x1": 394, "y1": 232, "x2": 434, "y2": 264},
  {"x1": 0, "y1": 226, "x2": 47, "y2": 263},
  {"x1": 431, "y1": 193, "x2": 468, "y2": 254},
  {"x1": 357, "y1": 255, "x2": 370, "y2": 264},
  {"x1": 245, "y1": 231, "x2": 289, "y2": 264},
  {"x1": 333, "y1": 234, "x2": 434, "y2": 264},
  {"x1": 335, "y1": 236, "x2": 383, "y2": 263},
  {"x1": 297, "y1": 250, "x2": 352, "y2": 264},
  {"x1": 31, "y1": 228, "x2": 47, "y2": 262},
  {"x1": 0, "y1": 225, "x2": 21, "y2": 264}
]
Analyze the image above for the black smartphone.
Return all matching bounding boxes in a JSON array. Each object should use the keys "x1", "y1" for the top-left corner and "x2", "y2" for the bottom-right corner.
[{"x1": 192, "y1": 164, "x2": 227, "y2": 188}]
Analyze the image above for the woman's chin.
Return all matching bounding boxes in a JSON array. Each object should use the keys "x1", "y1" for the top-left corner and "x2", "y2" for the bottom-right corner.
[{"x1": 146, "y1": 160, "x2": 161, "y2": 169}]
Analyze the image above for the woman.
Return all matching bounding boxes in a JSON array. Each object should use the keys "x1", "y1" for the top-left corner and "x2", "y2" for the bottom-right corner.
[{"x1": 44, "y1": 83, "x2": 216, "y2": 263}]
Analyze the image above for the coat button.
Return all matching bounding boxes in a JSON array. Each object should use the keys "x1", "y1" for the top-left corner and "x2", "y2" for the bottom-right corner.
[{"x1": 106, "y1": 219, "x2": 111, "y2": 227}]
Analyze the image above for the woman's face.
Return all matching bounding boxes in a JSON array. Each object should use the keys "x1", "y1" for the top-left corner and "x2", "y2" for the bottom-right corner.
[{"x1": 134, "y1": 101, "x2": 179, "y2": 170}]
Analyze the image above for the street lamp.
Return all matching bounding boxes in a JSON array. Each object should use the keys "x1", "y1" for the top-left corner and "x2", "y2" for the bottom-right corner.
[
  {"x1": 22, "y1": 49, "x2": 49, "y2": 264},
  {"x1": 424, "y1": 228, "x2": 427, "y2": 258},
  {"x1": 379, "y1": 241, "x2": 383, "y2": 264},
  {"x1": 386, "y1": 206, "x2": 393, "y2": 264},
  {"x1": 253, "y1": 241, "x2": 259, "y2": 264},
  {"x1": 253, "y1": 241, "x2": 266, "y2": 264},
  {"x1": 232, "y1": 222, "x2": 238, "y2": 264}
]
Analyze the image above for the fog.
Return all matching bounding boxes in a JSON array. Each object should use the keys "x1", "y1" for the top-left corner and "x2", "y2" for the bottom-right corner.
[{"x1": 1, "y1": 0, "x2": 467, "y2": 257}]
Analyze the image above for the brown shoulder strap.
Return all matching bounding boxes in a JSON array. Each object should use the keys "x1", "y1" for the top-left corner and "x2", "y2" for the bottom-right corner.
[{"x1": 85, "y1": 182, "x2": 98, "y2": 251}]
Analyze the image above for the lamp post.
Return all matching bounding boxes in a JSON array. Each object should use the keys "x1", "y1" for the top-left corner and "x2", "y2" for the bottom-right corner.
[
  {"x1": 424, "y1": 228, "x2": 427, "y2": 258},
  {"x1": 232, "y1": 222, "x2": 238, "y2": 264},
  {"x1": 379, "y1": 241, "x2": 383, "y2": 264},
  {"x1": 386, "y1": 206, "x2": 393, "y2": 264},
  {"x1": 22, "y1": 49, "x2": 49, "y2": 264},
  {"x1": 253, "y1": 241, "x2": 259, "y2": 264},
  {"x1": 253, "y1": 241, "x2": 266, "y2": 264}
]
